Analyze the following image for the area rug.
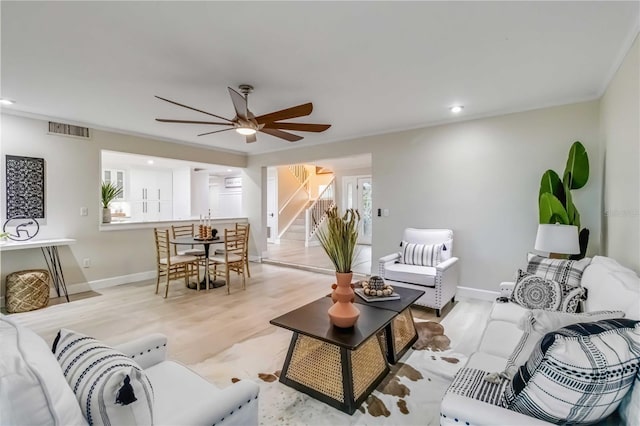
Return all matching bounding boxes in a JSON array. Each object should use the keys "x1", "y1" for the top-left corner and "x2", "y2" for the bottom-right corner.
[{"x1": 190, "y1": 320, "x2": 467, "y2": 425}]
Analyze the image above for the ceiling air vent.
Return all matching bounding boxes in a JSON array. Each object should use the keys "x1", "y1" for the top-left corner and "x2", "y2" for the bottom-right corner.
[{"x1": 48, "y1": 121, "x2": 90, "y2": 139}]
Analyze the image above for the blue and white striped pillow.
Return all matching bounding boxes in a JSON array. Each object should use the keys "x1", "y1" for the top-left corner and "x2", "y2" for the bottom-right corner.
[
  {"x1": 52, "y1": 329, "x2": 154, "y2": 426},
  {"x1": 504, "y1": 318, "x2": 640, "y2": 424},
  {"x1": 400, "y1": 241, "x2": 442, "y2": 266}
]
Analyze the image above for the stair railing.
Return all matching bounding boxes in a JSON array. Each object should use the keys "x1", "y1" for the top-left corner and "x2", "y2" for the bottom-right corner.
[
  {"x1": 305, "y1": 177, "x2": 336, "y2": 245},
  {"x1": 279, "y1": 165, "x2": 311, "y2": 216}
]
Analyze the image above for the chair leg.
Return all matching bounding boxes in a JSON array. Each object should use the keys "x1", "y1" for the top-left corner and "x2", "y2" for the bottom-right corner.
[
  {"x1": 164, "y1": 273, "x2": 170, "y2": 298},
  {"x1": 155, "y1": 270, "x2": 161, "y2": 294},
  {"x1": 226, "y1": 267, "x2": 231, "y2": 295},
  {"x1": 245, "y1": 257, "x2": 251, "y2": 278}
]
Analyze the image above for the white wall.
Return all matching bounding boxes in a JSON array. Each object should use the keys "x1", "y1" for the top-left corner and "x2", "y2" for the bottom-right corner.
[
  {"x1": 172, "y1": 167, "x2": 191, "y2": 219},
  {"x1": 190, "y1": 169, "x2": 209, "y2": 217},
  {"x1": 600, "y1": 34, "x2": 640, "y2": 273},
  {"x1": 0, "y1": 113, "x2": 246, "y2": 298},
  {"x1": 247, "y1": 101, "x2": 602, "y2": 291}
]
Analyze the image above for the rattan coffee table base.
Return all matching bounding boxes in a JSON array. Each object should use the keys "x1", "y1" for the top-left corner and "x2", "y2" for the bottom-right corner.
[
  {"x1": 385, "y1": 307, "x2": 418, "y2": 364},
  {"x1": 280, "y1": 331, "x2": 389, "y2": 414}
]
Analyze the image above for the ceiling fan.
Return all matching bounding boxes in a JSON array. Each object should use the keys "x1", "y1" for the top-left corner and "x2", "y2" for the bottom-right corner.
[{"x1": 155, "y1": 85, "x2": 331, "y2": 143}]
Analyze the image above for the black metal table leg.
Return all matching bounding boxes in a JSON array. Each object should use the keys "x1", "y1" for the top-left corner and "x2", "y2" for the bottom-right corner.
[{"x1": 41, "y1": 246, "x2": 69, "y2": 302}]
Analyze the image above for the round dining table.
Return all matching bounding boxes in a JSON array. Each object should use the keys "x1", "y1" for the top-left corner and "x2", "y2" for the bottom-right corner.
[{"x1": 170, "y1": 236, "x2": 225, "y2": 289}]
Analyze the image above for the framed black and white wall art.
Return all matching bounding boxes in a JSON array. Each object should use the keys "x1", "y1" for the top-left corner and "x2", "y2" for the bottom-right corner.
[{"x1": 5, "y1": 155, "x2": 46, "y2": 219}]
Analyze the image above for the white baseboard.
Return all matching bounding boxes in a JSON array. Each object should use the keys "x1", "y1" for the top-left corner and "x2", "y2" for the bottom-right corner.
[
  {"x1": 456, "y1": 286, "x2": 499, "y2": 302},
  {"x1": 47, "y1": 270, "x2": 157, "y2": 299}
]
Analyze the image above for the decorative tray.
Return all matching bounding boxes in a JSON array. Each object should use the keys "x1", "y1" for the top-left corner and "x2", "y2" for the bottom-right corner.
[
  {"x1": 194, "y1": 236, "x2": 220, "y2": 241},
  {"x1": 355, "y1": 288, "x2": 400, "y2": 302}
]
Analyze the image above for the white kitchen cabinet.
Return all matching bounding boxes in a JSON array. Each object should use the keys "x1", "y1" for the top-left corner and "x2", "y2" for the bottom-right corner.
[{"x1": 129, "y1": 169, "x2": 173, "y2": 222}]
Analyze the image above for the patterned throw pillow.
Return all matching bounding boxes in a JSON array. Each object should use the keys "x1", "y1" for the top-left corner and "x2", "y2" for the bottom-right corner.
[
  {"x1": 400, "y1": 241, "x2": 442, "y2": 266},
  {"x1": 503, "y1": 310, "x2": 626, "y2": 376},
  {"x1": 511, "y1": 270, "x2": 562, "y2": 311},
  {"x1": 52, "y1": 329, "x2": 154, "y2": 426},
  {"x1": 526, "y1": 253, "x2": 591, "y2": 289},
  {"x1": 504, "y1": 318, "x2": 640, "y2": 424}
]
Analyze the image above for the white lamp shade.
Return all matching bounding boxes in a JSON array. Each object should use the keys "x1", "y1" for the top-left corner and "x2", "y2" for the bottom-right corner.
[{"x1": 534, "y1": 224, "x2": 580, "y2": 255}]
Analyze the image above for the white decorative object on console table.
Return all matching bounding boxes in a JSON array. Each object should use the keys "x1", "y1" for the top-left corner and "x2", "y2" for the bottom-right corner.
[{"x1": 0, "y1": 238, "x2": 76, "y2": 302}]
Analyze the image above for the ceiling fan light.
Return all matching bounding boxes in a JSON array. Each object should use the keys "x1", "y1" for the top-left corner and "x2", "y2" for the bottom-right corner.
[{"x1": 236, "y1": 127, "x2": 256, "y2": 136}]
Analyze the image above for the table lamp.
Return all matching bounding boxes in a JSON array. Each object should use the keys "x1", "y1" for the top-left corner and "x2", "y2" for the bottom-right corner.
[{"x1": 534, "y1": 224, "x2": 580, "y2": 258}]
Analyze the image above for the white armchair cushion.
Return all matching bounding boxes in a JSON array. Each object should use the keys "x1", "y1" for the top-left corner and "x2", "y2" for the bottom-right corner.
[
  {"x1": 581, "y1": 255, "x2": 640, "y2": 319},
  {"x1": 53, "y1": 329, "x2": 154, "y2": 426},
  {"x1": 400, "y1": 241, "x2": 442, "y2": 266},
  {"x1": 0, "y1": 315, "x2": 87, "y2": 426},
  {"x1": 382, "y1": 263, "x2": 436, "y2": 286},
  {"x1": 489, "y1": 301, "x2": 529, "y2": 323},
  {"x1": 477, "y1": 320, "x2": 523, "y2": 359}
]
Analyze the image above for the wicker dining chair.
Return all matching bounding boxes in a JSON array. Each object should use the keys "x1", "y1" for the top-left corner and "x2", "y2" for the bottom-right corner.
[
  {"x1": 154, "y1": 228, "x2": 200, "y2": 297},
  {"x1": 215, "y1": 222, "x2": 251, "y2": 277},
  {"x1": 209, "y1": 228, "x2": 246, "y2": 295},
  {"x1": 171, "y1": 223, "x2": 207, "y2": 269}
]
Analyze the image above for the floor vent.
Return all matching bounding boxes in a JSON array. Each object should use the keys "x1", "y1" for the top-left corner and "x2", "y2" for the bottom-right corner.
[{"x1": 48, "y1": 121, "x2": 90, "y2": 138}]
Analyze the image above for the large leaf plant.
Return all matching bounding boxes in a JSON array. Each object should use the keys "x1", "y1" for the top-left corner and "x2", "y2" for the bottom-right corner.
[
  {"x1": 538, "y1": 141, "x2": 590, "y2": 259},
  {"x1": 316, "y1": 206, "x2": 360, "y2": 273}
]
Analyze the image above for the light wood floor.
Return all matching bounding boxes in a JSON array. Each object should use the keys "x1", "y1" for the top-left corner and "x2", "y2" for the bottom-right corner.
[
  {"x1": 9, "y1": 263, "x2": 489, "y2": 368},
  {"x1": 265, "y1": 240, "x2": 372, "y2": 275}
]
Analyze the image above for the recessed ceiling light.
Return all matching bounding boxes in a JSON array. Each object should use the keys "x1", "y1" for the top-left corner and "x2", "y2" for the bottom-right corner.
[
  {"x1": 227, "y1": 169, "x2": 232, "y2": 173},
  {"x1": 0, "y1": 98, "x2": 16, "y2": 105},
  {"x1": 147, "y1": 160, "x2": 154, "y2": 165},
  {"x1": 450, "y1": 105, "x2": 464, "y2": 113}
]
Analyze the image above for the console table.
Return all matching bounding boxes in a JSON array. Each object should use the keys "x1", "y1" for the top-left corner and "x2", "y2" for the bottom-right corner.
[{"x1": 0, "y1": 238, "x2": 76, "y2": 302}]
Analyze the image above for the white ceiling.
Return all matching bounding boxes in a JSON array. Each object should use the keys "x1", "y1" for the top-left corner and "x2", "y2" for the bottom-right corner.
[{"x1": 2, "y1": 1, "x2": 638, "y2": 156}]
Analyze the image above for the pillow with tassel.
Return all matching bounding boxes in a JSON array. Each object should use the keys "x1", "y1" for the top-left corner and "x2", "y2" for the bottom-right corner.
[{"x1": 52, "y1": 329, "x2": 154, "y2": 426}]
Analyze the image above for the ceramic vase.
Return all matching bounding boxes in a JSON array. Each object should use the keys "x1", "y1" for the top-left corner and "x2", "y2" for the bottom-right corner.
[
  {"x1": 102, "y1": 207, "x2": 111, "y2": 224},
  {"x1": 328, "y1": 272, "x2": 360, "y2": 328}
]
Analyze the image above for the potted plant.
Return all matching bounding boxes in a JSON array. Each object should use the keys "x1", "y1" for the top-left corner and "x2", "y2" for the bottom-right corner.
[
  {"x1": 316, "y1": 206, "x2": 361, "y2": 328},
  {"x1": 101, "y1": 182, "x2": 123, "y2": 224},
  {"x1": 538, "y1": 141, "x2": 590, "y2": 259}
]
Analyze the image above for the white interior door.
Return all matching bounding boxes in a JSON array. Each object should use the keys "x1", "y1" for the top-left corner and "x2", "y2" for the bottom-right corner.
[{"x1": 357, "y1": 177, "x2": 372, "y2": 245}]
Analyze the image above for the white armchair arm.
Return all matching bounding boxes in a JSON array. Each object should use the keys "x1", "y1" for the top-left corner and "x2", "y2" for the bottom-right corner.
[
  {"x1": 500, "y1": 281, "x2": 515, "y2": 298},
  {"x1": 113, "y1": 333, "x2": 168, "y2": 369},
  {"x1": 378, "y1": 252, "x2": 400, "y2": 276},
  {"x1": 440, "y1": 393, "x2": 553, "y2": 426},
  {"x1": 180, "y1": 379, "x2": 260, "y2": 426},
  {"x1": 436, "y1": 257, "x2": 458, "y2": 271}
]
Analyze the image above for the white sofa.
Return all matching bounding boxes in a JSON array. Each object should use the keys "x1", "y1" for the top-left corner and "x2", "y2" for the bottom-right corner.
[
  {"x1": 440, "y1": 255, "x2": 640, "y2": 425},
  {"x1": 379, "y1": 228, "x2": 459, "y2": 316},
  {"x1": 0, "y1": 314, "x2": 260, "y2": 426}
]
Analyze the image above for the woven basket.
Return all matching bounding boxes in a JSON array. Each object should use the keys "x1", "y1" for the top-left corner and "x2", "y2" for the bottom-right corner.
[{"x1": 5, "y1": 269, "x2": 50, "y2": 313}]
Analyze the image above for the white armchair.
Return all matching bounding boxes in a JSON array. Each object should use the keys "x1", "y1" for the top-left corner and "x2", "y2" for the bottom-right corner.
[{"x1": 378, "y1": 228, "x2": 459, "y2": 316}]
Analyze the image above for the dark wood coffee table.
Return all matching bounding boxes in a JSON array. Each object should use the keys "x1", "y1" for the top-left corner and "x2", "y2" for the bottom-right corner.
[
  {"x1": 352, "y1": 286, "x2": 425, "y2": 364},
  {"x1": 270, "y1": 297, "x2": 396, "y2": 414}
]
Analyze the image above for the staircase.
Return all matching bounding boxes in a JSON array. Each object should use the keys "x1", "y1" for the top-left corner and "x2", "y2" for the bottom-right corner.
[
  {"x1": 280, "y1": 216, "x2": 307, "y2": 241},
  {"x1": 277, "y1": 164, "x2": 336, "y2": 247},
  {"x1": 280, "y1": 201, "x2": 312, "y2": 241}
]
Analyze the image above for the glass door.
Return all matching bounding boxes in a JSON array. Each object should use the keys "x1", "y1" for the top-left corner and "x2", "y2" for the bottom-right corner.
[{"x1": 357, "y1": 177, "x2": 372, "y2": 245}]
